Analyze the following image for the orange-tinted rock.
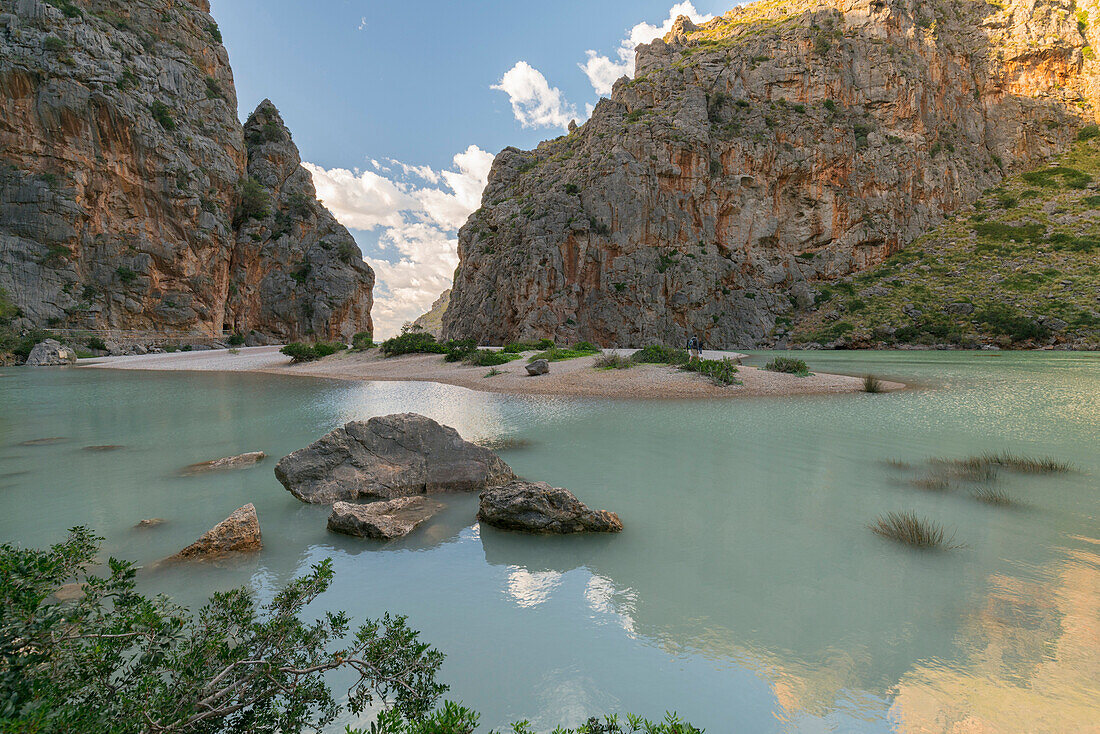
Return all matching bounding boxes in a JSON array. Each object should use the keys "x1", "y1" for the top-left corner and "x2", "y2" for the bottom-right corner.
[{"x1": 168, "y1": 503, "x2": 261, "y2": 561}]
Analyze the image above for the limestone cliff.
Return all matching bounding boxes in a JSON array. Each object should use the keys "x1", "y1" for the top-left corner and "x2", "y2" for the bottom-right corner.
[
  {"x1": 0, "y1": 0, "x2": 372, "y2": 341},
  {"x1": 443, "y1": 0, "x2": 1099, "y2": 348},
  {"x1": 410, "y1": 288, "x2": 449, "y2": 338}
]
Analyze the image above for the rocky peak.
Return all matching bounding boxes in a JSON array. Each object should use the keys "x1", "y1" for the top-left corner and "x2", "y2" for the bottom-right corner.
[{"x1": 443, "y1": 0, "x2": 1099, "y2": 348}]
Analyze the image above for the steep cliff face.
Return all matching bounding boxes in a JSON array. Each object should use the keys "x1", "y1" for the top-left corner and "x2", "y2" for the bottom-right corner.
[
  {"x1": 0, "y1": 0, "x2": 372, "y2": 341},
  {"x1": 444, "y1": 0, "x2": 1099, "y2": 348}
]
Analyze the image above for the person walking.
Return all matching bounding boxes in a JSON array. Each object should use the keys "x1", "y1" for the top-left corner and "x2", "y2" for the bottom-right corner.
[{"x1": 687, "y1": 334, "x2": 701, "y2": 363}]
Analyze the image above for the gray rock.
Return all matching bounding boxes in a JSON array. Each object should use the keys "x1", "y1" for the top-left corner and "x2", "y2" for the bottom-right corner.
[
  {"x1": 181, "y1": 451, "x2": 266, "y2": 475},
  {"x1": 275, "y1": 413, "x2": 515, "y2": 504},
  {"x1": 327, "y1": 497, "x2": 444, "y2": 540},
  {"x1": 25, "y1": 339, "x2": 76, "y2": 366},
  {"x1": 946, "y1": 302, "x2": 975, "y2": 315},
  {"x1": 167, "y1": 504, "x2": 262, "y2": 561},
  {"x1": 525, "y1": 359, "x2": 550, "y2": 376},
  {"x1": 135, "y1": 518, "x2": 166, "y2": 529},
  {"x1": 478, "y1": 480, "x2": 623, "y2": 534}
]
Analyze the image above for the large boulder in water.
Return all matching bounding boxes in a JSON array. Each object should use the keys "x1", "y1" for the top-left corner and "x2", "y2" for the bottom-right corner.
[
  {"x1": 478, "y1": 481, "x2": 623, "y2": 534},
  {"x1": 275, "y1": 413, "x2": 515, "y2": 504},
  {"x1": 168, "y1": 504, "x2": 262, "y2": 561},
  {"x1": 327, "y1": 497, "x2": 445, "y2": 540},
  {"x1": 25, "y1": 339, "x2": 76, "y2": 366}
]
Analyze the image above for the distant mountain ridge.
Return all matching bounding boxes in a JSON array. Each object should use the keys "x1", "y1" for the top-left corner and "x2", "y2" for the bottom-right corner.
[
  {"x1": 443, "y1": 0, "x2": 1100, "y2": 349},
  {"x1": 0, "y1": 0, "x2": 373, "y2": 342}
]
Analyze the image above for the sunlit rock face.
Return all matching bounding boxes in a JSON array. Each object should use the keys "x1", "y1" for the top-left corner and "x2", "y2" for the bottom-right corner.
[
  {"x1": 0, "y1": 0, "x2": 373, "y2": 341},
  {"x1": 444, "y1": 0, "x2": 1099, "y2": 348}
]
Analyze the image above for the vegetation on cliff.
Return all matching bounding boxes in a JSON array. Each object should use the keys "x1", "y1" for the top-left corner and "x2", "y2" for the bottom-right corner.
[{"x1": 790, "y1": 136, "x2": 1100, "y2": 349}]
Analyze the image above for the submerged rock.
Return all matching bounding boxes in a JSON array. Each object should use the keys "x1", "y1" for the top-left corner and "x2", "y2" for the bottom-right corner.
[
  {"x1": 135, "y1": 518, "x2": 166, "y2": 529},
  {"x1": 275, "y1": 413, "x2": 515, "y2": 504},
  {"x1": 167, "y1": 504, "x2": 261, "y2": 561},
  {"x1": 478, "y1": 481, "x2": 623, "y2": 534},
  {"x1": 83, "y1": 444, "x2": 126, "y2": 452},
  {"x1": 25, "y1": 340, "x2": 76, "y2": 366},
  {"x1": 525, "y1": 359, "x2": 549, "y2": 376},
  {"x1": 327, "y1": 497, "x2": 445, "y2": 540},
  {"x1": 18, "y1": 437, "x2": 67, "y2": 446},
  {"x1": 181, "y1": 451, "x2": 266, "y2": 475}
]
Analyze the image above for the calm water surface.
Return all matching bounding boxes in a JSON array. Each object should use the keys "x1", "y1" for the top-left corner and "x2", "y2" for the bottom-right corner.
[{"x1": 0, "y1": 351, "x2": 1097, "y2": 732}]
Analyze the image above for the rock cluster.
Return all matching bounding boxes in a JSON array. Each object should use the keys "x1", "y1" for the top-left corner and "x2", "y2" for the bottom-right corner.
[
  {"x1": 274, "y1": 413, "x2": 515, "y2": 504},
  {"x1": 442, "y1": 0, "x2": 1100, "y2": 348},
  {"x1": 0, "y1": 0, "x2": 372, "y2": 342},
  {"x1": 167, "y1": 503, "x2": 262, "y2": 561}
]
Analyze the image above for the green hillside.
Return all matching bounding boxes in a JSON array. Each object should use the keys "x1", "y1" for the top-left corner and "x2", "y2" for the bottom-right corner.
[{"x1": 790, "y1": 132, "x2": 1100, "y2": 350}]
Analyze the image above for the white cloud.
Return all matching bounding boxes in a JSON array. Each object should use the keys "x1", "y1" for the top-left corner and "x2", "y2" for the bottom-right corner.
[
  {"x1": 579, "y1": 2, "x2": 714, "y2": 95},
  {"x1": 492, "y1": 61, "x2": 577, "y2": 130},
  {"x1": 304, "y1": 145, "x2": 496, "y2": 337},
  {"x1": 357, "y1": 16, "x2": 367, "y2": 31}
]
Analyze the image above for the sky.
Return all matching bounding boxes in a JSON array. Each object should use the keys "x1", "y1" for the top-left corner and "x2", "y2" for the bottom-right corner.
[{"x1": 211, "y1": 0, "x2": 736, "y2": 337}]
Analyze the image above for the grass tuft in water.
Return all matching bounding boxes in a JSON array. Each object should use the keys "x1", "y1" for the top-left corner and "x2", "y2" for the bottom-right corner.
[
  {"x1": 870, "y1": 511, "x2": 960, "y2": 549},
  {"x1": 953, "y1": 453, "x2": 1072, "y2": 474},
  {"x1": 909, "y1": 476, "x2": 952, "y2": 491},
  {"x1": 972, "y1": 486, "x2": 1015, "y2": 506},
  {"x1": 862, "y1": 374, "x2": 884, "y2": 393}
]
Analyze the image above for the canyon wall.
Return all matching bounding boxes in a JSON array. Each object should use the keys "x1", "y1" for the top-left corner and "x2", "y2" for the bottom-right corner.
[
  {"x1": 444, "y1": 0, "x2": 1098, "y2": 348},
  {"x1": 0, "y1": 0, "x2": 372, "y2": 341}
]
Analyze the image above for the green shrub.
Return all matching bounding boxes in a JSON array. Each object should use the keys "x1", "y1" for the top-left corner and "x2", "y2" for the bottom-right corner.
[
  {"x1": 442, "y1": 338, "x2": 477, "y2": 362},
  {"x1": 204, "y1": 76, "x2": 224, "y2": 99},
  {"x1": 280, "y1": 341, "x2": 346, "y2": 363},
  {"x1": 351, "y1": 331, "x2": 374, "y2": 351},
  {"x1": 43, "y1": 36, "x2": 66, "y2": 52},
  {"x1": 1077, "y1": 123, "x2": 1100, "y2": 142},
  {"x1": 1021, "y1": 166, "x2": 1092, "y2": 189},
  {"x1": 528, "y1": 343, "x2": 601, "y2": 362},
  {"x1": 681, "y1": 357, "x2": 740, "y2": 386},
  {"x1": 974, "y1": 304, "x2": 1049, "y2": 342},
  {"x1": 150, "y1": 100, "x2": 176, "y2": 131},
  {"x1": 206, "y1": 21, "x2": 222, "y2": 43},
  {"x1": 380, "y1": 331, "x2": 447, "y2": 357},
  {"x1": 464, "y1": 350, "x2": 520, "y2": 367},
  {"x1": 765, "y1": 357, "x2": 811, "y2": 376},
  {"x1": 502, "y1": 341, "x2": 538, "y2": 353},
  {"x1": 236, "y1": 177, "x2": 271, "y2": 223},
  {"x1": 594, "y1": 353, "x2": 633, "y2": 369},
  {"x1": 86, "y1": 336, "x2": 108, "y2": 351},
  {"x1": 573, "y1": 341, "x2": 600, "y2": 352},
  {"x1": 631, "y1": 345, "x2": 689, "y2": 364},
  {"x1": 227, "y1": 333, "x2": 245, "y2": 346},
  {"x1": 116, "y1": 266, "x2": 137, "y2": 284}
]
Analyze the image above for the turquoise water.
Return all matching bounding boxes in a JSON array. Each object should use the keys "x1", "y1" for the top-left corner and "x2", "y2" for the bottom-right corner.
[{"x1": 1, "y1": 352, "x2": 1097, "y2": 732}]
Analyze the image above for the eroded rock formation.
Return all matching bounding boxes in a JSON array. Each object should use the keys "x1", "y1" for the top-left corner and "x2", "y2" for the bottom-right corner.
[
  {"x1": 477, "y1": 480, "x2": 624, "y2": 534},
  {"x1": 168, "y1": 503, "x2": 261, "y2": 561},
  {"x1": 0, "y1": 0, "x2": 372, "y2": 341},
  {"x1": 444, "y1": 0, "x2": 1100, "y2": 348},
  {"x1": 327, "y1": 497, "x2": 445, "y2": 540}
]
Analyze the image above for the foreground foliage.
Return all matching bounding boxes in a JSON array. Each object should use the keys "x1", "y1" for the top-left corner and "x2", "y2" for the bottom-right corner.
[
  {"x1": 0, "y1": 531, "x2": 704, "y2": 734},
  {"x1": 281, "y1": 341, "x2": 347, "y2": 363}
]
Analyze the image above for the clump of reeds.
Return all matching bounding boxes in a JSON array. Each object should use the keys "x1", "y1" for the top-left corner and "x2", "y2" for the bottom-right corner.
[
  {"x1": 972, "y1": 486, "x2": 1015, "y2": 506},
  {"x1": 862, "y1": 374, "x2": 884, "y2": 393},
  {"x1": 882, "y1": 459, "x2": 912, "y2": 470},
  {"x1": 593, "y1": 353, "x2": 634, "y2": 370},
  {"x1": 952, "y1": 453, "x2": 1072, "y2": 474},
  {"x1": 870, "y1": 511, "x2": 960, "y2": 549},
  {"x1": 909, "y1": 475, "x2": 952, "y2": 491}
]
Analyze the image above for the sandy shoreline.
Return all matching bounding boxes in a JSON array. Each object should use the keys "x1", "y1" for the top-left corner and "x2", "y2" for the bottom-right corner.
[{"x1": 80, "y1": 346, "x2": 904, "y2": 399}]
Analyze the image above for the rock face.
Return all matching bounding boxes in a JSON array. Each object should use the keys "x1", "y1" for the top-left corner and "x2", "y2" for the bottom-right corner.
[
  {"x1": 410, "y1": 289, "x2": 450, "y2": 338},
  {"x1": 168, "y1": 503, "x2": 261, "y2": 561},
  {"x1": 478, "y1": 480, "x2": 623, "y2": 534},
  {"x1": 0, "y1": 0, "x2": 373, "y2": 342},
  {"x1": 327, "y1": 497, "x2": 445, "y2": 539},
  {"x1": 525, "y1": 358, "x2": 549, "y2": 376},
  {"x1": 443, "y1": 0, "x2": 1100, "y2": 348},
  {"x1": 181, "y1": 451, "x2": 266, "y2": 475},
  {"x1": 275, "y1": 413, "x2": 516, "y2": 504},
  {"x1": 25, "y1": 339, "x2": 76, "y2": 366}
]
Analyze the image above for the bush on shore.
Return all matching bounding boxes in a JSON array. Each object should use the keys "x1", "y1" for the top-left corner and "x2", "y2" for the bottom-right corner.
[
  {"x1": 681, "y1": 358, "x2": 740, "y2": 386},
  {"x1": 631, "y1": 345, "x2": 689, "y2": 365},
  {"x1": 764, "y1": 357, "x2": 811, "y2": 376},
  {"x1": 351, "y1": 331, "x2": 374, "y2": 351},
  {"x1": 528, "y1": 342, "x2": 602, "y2": 362},
  {"x1": 380, "y1": 330, "x2": 448, "y2": 357},
  {"x1": 281, "y1": 341, "x2": 347, "y2": 363},
  {"x1": 464, "y1": 349, "x2": 521, "y2": 367},
  {"x1": 594, "y1": 353, "x2": 634, "y2": 369},
  {"x1": 1, "y1": 529, "x2": 702, "y2": 734},
  {"x1": 502, "y1": 338, "x2": 555, "y2": 353}
]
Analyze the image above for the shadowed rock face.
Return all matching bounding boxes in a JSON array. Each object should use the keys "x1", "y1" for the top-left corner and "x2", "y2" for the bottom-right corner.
[
  {"x1": 327, "y1": 497, "x2": 445, "y2": 540},
  {"x1": 275, "y1": 413, "x2": 516, "y2": 504},
  {"x1": 443, "y1": 0, "x2": 1100, "y2": 348},
  {"x1": 478, "y1": 480, "x2": 624, "y2": 534},
  {"x1": 0, "y1": 0, "x2": 373, "y2": 341},
  {"x1": 168, "y1": 503, "x2": 261, "y2": 561}
]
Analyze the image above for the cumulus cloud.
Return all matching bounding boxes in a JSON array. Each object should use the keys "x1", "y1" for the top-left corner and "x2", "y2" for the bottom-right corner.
[
  {"x1": 492, "y1": 61, "x2": 578, "y2": 130},
  {"x1": 304, "y1": 145, "x2": 495, "y2": 336},
  {"x1": 579, "y1": 2, "x2": 714, "y2": 95}
]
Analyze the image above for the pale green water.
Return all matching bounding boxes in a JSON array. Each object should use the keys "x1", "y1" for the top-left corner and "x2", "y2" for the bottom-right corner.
[{"x1": 1, "y1": 352, "x2": 1098, "y2": 732}]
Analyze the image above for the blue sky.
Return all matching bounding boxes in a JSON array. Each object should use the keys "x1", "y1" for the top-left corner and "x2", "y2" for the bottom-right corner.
[{"x1": 211, "y1": 0, "x2": 734, "y2": 335}]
